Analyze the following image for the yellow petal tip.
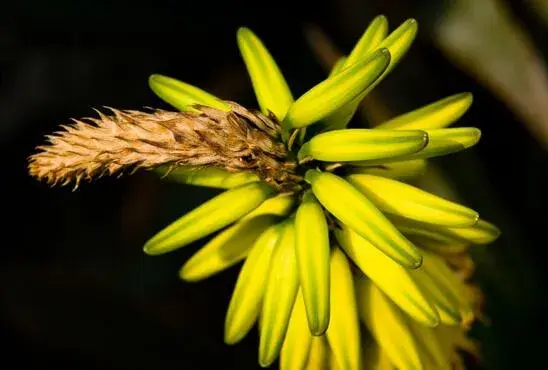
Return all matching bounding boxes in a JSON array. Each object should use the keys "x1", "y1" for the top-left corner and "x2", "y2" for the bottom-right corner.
[
  {"x1": 147, "y1": 74, "x2": 165, "y2": 92},
  {"x1": 178, "y1": 264, "x2": 197, "y2": 282},
  {"x1": 379, "y1": 47, "x2": 390, "y2": 56},
  {"x1": 310, "y1": 325, "x2": 328, "y2": 337},
  {"x1": 472, "y1": 212, "x2": 480, "y2": 226},
  {"x1": 406, "y1": 18, "x2": 418, "y2": 26},
  {"x1": 424, "y1": 308, "x2": 442, "y2": 328},
  {"x1": 223, "y1": 318, "x2": 244, "y2": 346},
  {"x1": 258, "y1": 353, "x2": 275, "y2": 368},
  {"x1": 223, "y1": 332, "x2": 239, "y2": 346},
  {"x1": 429, "y1": 317, "x2": 441, "y2": 328},
  {"x1": 420, "y1": 129, "x2": 430, "y2": 149},
  {"x1": 377, "y1": 14, "x2": 388, "y2": 22},
  {"x1": 148, "y1": 73, "x2": 160, "y2": 84},
  {"x1": 237, "y1": 26, "x2": 251, "y2": 37},
  {"x1": 462, "y1": 91, "x2": 474, "y2": 101},
  {"x1": 486, "y1": 224, "x2": 502, "y2": 242},
  {"x1": 143, "y1": 237, "x2": 179, "y2": 256},
  {"x1": 472, "y1": 127, "x2": 482, "y2": 139},
  {"x1": 143, "y1": 241, "x2": 161, "y2": 256},
  {"x1": 410, "y1": 254, "x2": 423, "y2": 269}
]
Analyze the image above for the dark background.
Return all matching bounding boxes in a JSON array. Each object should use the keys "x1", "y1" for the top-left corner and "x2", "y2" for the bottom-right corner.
[{"x1": 2, "y1": 0, "x2": 547, "y2": 369}]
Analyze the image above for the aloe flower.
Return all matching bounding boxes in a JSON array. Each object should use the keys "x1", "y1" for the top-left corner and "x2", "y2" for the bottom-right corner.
[{"x1": 28, "y1": 15, "x2": 500, "y2": 369}]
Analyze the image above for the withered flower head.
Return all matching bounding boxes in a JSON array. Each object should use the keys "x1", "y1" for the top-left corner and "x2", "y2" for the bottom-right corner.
[
  {"x1": 28, "y1": 102, "x2": 302, "y2": 191},
  {"x1": 29, "y1": 16, "x2": 500, "y2": 370}
]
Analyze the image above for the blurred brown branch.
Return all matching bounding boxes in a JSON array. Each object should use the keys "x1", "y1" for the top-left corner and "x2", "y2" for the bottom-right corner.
[{"x1": 436, "y1": 0, "x2": 548, "y2": 148}]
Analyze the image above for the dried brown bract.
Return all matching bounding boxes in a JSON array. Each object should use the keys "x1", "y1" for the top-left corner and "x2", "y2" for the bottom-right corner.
[{"x1": 28, "y1": 102, "x2": 300, "y2": 190}]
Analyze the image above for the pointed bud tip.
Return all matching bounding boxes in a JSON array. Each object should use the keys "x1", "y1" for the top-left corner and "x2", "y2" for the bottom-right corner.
[
  {"x1": 306, "y1": 312, "x2": 330, "y2": 336},
  {"x1": 237, "y1": 27, "x2": 253, "y2": 39},
  {"x1": 258, "y1": 336, "x2": 281, "y2": 367},
  {"x1": 310, "y1": 326, "x2": 328, "y2": 336},
  {"x1": 427, "y1": 316, "x2": 441, "y2": 328},
  {"x1": 178, "y1": 265, "x2": 199, "y2": 282},
  {"x1": 420, "y1": 130, "x2": 430, "y2": 148},
  {"x1": 375, "y1": 14, "x2": 388, "y2": 22},
  {"x1": 419, "y1": 306, "x2": 442, "y2": 328},
  {"x1": 304, "y1": 168, "x2": 321, "y2": 184},
  {"x1": 466, "y1": 128, "x2": 482, "y2": 147},
  {"x1": 461, "y1": 91, "x2": 474, "y2": 101},
  {"x1": 143, "y1": 242, "x2": 160, "y2": 256},
  {"x1": 484, "y1": 222, "x2": 502, "y2": 242},
  {"x1": 406, "y1": 18, "x2": 418, "y2": 26},
  {"x1": 471, "y1": 212, "x2": 480, "y2": 226},
  {"x1": 223, "y1": 330, "x2": 241, "y2": 346},
  {"x1": 148, "y1": 73, "x2": 169, "y2": 87},
  {"x1": 258, "y1": 357, "x2": 276, "y2": 368},
  {"x1": 410, "y1": 254, "x2": 423, "y2": 269},
  {"x1": 378, "y1": 47, "x2": 391, "y2": 59},
  {"x1": 444, "y1": 91, "x2": 474, "y2": 111},
  {"x1": 143, "y1": 238, "x2": 177, "y2": 256},
  {"x1": 148, "y1": 74, "x2": 161, "y2": 89}
]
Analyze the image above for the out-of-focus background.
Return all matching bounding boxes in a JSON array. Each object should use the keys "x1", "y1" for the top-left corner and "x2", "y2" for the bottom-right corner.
[{"x1": 2, "y1": 0, "x2": 547, "y2": 369}]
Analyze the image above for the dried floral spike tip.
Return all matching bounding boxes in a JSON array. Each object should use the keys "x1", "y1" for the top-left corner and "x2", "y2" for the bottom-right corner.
[{"x1": 28, "y1": 102, "x2": 301, "y2": 191}]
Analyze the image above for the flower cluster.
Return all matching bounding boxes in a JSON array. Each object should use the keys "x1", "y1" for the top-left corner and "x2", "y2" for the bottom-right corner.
[{"x1": 29, "y1": 15, "x2": 499, "y2": 369}]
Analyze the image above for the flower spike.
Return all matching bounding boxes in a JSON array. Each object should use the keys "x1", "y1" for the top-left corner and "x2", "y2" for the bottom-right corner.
[{"x1": 28, "y1": 17, "x2": 497, "y2": 370}]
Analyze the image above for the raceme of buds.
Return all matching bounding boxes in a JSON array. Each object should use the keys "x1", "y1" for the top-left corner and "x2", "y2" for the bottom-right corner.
[{"x1": 29, "y1": 15, "x2": 499, "y2": 370}]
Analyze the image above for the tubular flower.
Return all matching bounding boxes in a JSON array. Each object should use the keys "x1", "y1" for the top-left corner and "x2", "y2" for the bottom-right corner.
[{"x1": 28, "y1": 15, "x2": 500, "y2": 369}]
